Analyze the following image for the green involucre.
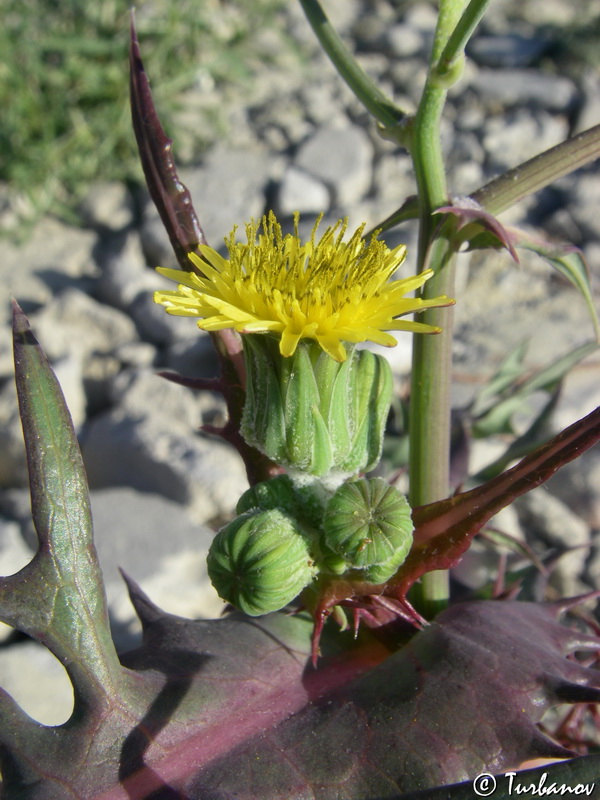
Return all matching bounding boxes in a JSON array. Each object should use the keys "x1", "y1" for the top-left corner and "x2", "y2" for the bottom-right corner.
[
  {"x1": 207, "y1": 508, "x2": 317, "y2": 616},
  {"x1": 241, "y1": 335, "x2": 393, "y2": 480},
  {"x1": 321, "y1": 477, "x2": 413, "y2": 581}
]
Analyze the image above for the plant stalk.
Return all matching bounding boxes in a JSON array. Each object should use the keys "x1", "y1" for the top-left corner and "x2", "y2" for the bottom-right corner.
[
  {"x1": 297, "y1": 0, "x2": 406, "y2": 128},
  {"x1": 407, "y1": 0, "x2": 468, "y2": 616}
]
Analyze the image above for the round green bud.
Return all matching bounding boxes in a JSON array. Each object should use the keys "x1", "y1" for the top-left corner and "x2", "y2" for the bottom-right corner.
[
  {"x1": 321, "y1": 477, "x2": 413, "y2": 577},
  {"x1": 236, "y1": 474, "x2": 298, "y2": 516},
  {"x1": 207, "y1": 508, "x2": 317, "y2": 616}
]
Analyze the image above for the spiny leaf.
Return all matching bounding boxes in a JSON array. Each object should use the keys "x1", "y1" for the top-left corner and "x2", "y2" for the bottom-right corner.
[
  {"x1": 388, "y1": 404, "x2": 600, "y2": 601},
  {"x1": 1, "y1": 301, "x2": 122, "y2": 695},
  {"x1": 2, "y1": 319, "x2": 600, "y2": 797}
]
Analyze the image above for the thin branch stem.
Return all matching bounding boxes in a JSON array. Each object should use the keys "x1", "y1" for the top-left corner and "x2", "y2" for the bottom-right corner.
[
  {"x1": 433, "y1": 0, "x2": 493, "y2": 79},
  {"x1": 297, "y1": 0, "x2": 406, "y2": 128},
  {"x1": 472, "y1": 124, "x2": 600, "y2": 215}
]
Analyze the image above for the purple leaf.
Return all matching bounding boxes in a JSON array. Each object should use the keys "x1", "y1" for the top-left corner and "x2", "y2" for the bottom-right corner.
[
  {"x1": 3, "y1": 313, "x2": 600, "y2": 796},
  {"x1": 435, "y1": 197, "x2": 519, "y2": 261},
  {"x1": 6, "y1": 592, "x2": 598, "y2": 798},
  {"x1": 129, "y1": 14, "x2": 206, "y2": 272}
]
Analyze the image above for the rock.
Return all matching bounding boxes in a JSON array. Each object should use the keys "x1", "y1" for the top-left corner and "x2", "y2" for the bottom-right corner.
[
  {"x1": 548, "y1": 436, "x2": 600, "y2": 530},
  {"x1": 0, "y1": 351, "x2": 85, "y2": 490},
  {"x1": 385, "y1": 23, "x2": 427, "y2": 59},
  {"x1": 27, "y1": 289, "x2": 141, "y2": 416},
  {"x1": 30, "y1": 288, "x2": 138, "y2": 363},
  {"x1": 275, "y1": 166, "x2": 331, "y2": 216},
  {"x1": 95, "y1": 230, "x2": 155, "y2": 310},
  {"x1": 0, "y1": 377, "x2": 32, "y2": 488},
  {"x1": 139, "y1": 145, "x2": 273, "y2": 268},
  {"x1": 513, "y1": 488, "x2": 591, "y2": 596},
  {"x1": 295, "y1": 125, "x2": 374, "y2": 207},
  {"x1": 129, "y1": 289, "x2": 195, "y2": 347},
  {"x1": 0, "y1": 218, "x2": 98, "y2": 328},
  {"x1": 482, "y1": 109, "x2": 568, "y2": 174},
  {"x1": 89, "y1": 487, "x2": 223, "y2": 650},
  {"x1": 79, "y1": 182, "x2": 135, "y2": 230},
  {"x1": 472, "y1": 69, "x2": 578, "y2": 113},
  {"x1": 106, "y1": 366, "x2": 204, "y2": 428},
  {"x1": 568, "y1": 172, "x2": 600, "y2": 241},
  {"x1": 0, "y1": 640, "x2": 74, "y2": 725},
  {"x1": 163, "y1": 334, "x2": 220, "y2": 381},
  {"x1": 81, "y1": 367, "x2": 247, "y2": 523},
  {"x1": 574, "y1": 70, "x2": 600, "y2": 135},
  {"x1": 0, "y1": 517, "x2": 35, "y2": 642},
  {"x1": 467, "y1": 34, "x2": 552, "y2": 68}
]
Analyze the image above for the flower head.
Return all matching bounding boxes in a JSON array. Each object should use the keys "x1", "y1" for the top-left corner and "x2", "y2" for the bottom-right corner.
[{"x1": 154, "y1": 212, "x2": 454, "y2": 362}]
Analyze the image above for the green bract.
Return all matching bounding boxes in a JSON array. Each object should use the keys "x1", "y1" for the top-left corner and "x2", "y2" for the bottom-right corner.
[
  {"x1": 207, "y1": 508, "x2": 317, "y2": 616},
  {"x1": 321, "y1": 477, "x2": 413, "y2": 582},
  {"x1": 241, "y1": 335, "x2": 393, "y2": 483}
]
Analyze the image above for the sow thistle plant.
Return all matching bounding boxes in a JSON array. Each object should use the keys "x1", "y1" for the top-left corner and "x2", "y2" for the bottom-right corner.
[
  {"x1": 4, "y1": 1, "x2": 600, "y2": 798},
  {"x1": 155, "y1": 212, "x2": 452, "y2": 615}
]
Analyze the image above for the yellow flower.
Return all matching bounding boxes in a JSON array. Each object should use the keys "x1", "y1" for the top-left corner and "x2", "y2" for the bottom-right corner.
[{"x1": 154, "y1": 212, "x2": 454, "y2": 362}]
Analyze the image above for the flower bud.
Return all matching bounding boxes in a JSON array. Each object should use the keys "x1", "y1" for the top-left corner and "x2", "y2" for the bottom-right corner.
[
  {"x1": 240, "y1": 335, "x2": 392, "y2": 482},
  {"x1": 321, "y1": 477, "x2": 413, "y2": 581},
  {"x1": 207, "y1": 508, "x2": 317, "y2": 616},
  {"x1": 236, "y1": 474, "x2": 298, "y2": 516}
]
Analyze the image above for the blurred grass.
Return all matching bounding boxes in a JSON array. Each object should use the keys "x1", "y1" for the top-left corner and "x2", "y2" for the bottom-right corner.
[{"x1": 0, "y1": 0, "x2": 289, "y2": 231}]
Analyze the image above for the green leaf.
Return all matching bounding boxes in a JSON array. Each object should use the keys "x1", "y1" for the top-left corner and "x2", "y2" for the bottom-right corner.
[
  {"x1": 512, "y1": 232, "x2": 600, "y2": 341},
  {"x1": 471, "y1": 340, "x2": 529, "y2": 417},
  {"x1": 473, "y1": 341, "x2": 598, "y2": 438},
  {"x1": 474, "y1": 385, "x2": 561, "y2": 481}
]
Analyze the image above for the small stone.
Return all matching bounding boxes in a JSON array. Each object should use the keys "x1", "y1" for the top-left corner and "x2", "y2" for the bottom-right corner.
[
  {"x1": 482, "y1": 109, "x2": 568, "y2": 173},
  {"x1": 164, "y1": 334, "x2": 220, "y2": 381},
  {"x1": 96, "y1": 230, "x2": 155, "y2": 310},
  {"x1": 79, "y1": 182, "x2": 135, "y2": 230},
  {"x1": 0, "y1": 218, "x2": 98, "y2": 329},
  {"x1": 81, "y1": 367, "x2": 247, "y2": 523},
  {"x1": 30, "y1": 288, "x2": 138, "y2": 364},
  {"x1": 467, "y1": 34, "x2": 552, "y2": 69},
  {"x1": 129, "y1": 290, "x2": 194, "y2": 347},
  {"x1": 514, "y1": 489, "x2": 590, "y2": 597},
  {"x1": 139, "y1": 145, "x2": 273, "y2": 267},
  {"x1": 385, "y1": 23, "x2": 427, "y2": 59},
  {"x1": 0, "y1": 641, "x2": 74, "y2": 725},
  {"x1": 89, "y1": 487, "x2": 223, "y2": 650},
  {"x1": 179, "y1": 146, "x2": 272, "y2": 245},
  {"x1": 473, "y1": 69, "x2": 578, "y2": 113},
  {"x1": 275, "y1": 166, "x2": 331, "y2": 216},
  {"x1": 295, "y1": 125, "x2": 374, "y2": 207}
]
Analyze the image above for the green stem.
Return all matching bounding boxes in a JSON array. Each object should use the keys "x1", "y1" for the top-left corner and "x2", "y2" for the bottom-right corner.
[
  {"x1": 433, "y1": 0, "x2": 493, "y2": 79},
  {"x1": 297, "y1": 0, "x2": 406, "y2": 128},
  {"x1": 407, "y1": 0, "x2": 468, "y2": 616},
  {"x1": 472, "y1": 123, "x2": 600, "y2": 215}
]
